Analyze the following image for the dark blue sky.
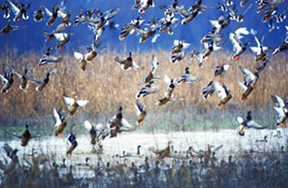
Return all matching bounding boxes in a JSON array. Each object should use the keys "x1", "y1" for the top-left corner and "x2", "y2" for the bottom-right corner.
[{"x1": 0, "y1": 0, "x2": 287, "y2": 55}]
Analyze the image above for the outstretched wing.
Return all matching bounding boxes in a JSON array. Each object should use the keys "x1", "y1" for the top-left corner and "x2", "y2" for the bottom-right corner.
[
  {"x1": 63, "y1": 96, "x2": 75, "y2": 110},
  {"x1": 53, "y1": 108, "x2": 62, "y2": 127},
  {"x1": 76, "y1": 99, "x2": 89, "y2": 107},
  {"x1": 84, "y1": 120, "x2": 92, "y2": 131},
  {"x1": 271, "y1": 95, "x2": 285, "y2": 108}
]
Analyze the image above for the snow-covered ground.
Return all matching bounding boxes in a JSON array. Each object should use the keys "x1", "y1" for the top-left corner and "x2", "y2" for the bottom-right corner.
[{"x1": 1, "y1": 128, "x2": 287, "y2": 165}]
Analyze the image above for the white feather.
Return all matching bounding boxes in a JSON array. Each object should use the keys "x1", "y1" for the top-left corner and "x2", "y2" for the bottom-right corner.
[
  {"x1": 76, "y1": 100, "x2": 89, "y2": 107},
  {"x1": 53, "y1": 108, "x2": 62, "y2": 127},
  {"x1": 63, "y1": 96, "x2": 75, "y2": 110}
]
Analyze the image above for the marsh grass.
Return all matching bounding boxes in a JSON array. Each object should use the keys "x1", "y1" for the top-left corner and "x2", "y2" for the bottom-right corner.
[{"x1": 0, "y1": 50, "x2": 287, "y2": 134}]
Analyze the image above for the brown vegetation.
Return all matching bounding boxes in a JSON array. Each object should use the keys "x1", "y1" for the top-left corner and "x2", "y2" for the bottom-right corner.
[{"x1": 0, "y1": 50, "x2": 287, "y2": 128}]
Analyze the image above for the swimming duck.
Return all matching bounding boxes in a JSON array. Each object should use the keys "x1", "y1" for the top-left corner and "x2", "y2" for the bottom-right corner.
[
  {"x1": 202, "y1": 81, "x2": 216, "y2": 100},
  {"x1": 274, "y1": 130, "x2": 283, "y2": 138},
  {"x1": 44, "y1": 5, "x2": 59, "y2": 26},
  {"x1": 255, "y1": 135, "x2": 268, "y2": 143},
  {"x1": 10, "y1": 64, "x2": 30, "y2": 90},
  {"x1": 38, "y1": 47, "x2": 63, "y2": 66},
  {"x1": 136, "y1": 80, "x2": 159, "y2": 99},
  {"x1": 229, "y1": 27, "x2": 250, "y2": 60},
  {"x1": 107, "y1": 106, "x2": 136, "y2": 138},
  {"x1": 140, "y1": 54, "x2": 160, "y2": 85},
  {"x1": 114, "y1": 52, "x2": 141, "y2": 71},
  {"x1": 7, "y1": 0, "x2": 30, "y2": 22},
  {"x1": 171, "y1": 40, "x2": 190, "y2": 55},
  {"x1": 1, "y1": 20, "x2": 22, "y2": 35},
  {"x1": 63, "y1": 95, "x2": 89, "y2": 117},
  {"x1": 214, "y1": 81, "x2": 232, "y2": 109},
  {"x1": 134, "y1": 100, "x2": 147, "y2": 126},
  {"x1": 53, "y1": 107, "x2": 68, "y2": 137},
  {"x1": 271, "y1": 95, "x2": 288, "y2": 128},
  {"x1": 250, "y1": 29, "x2": 269, "y2": 62},
  {"x1": 54, "y1": 32, "x2": 74, "y2": 51},
  {"x1": 34, "y1": 6, "x2": 44, "y2": 22},
  {"x1": 239, "y1": 66, "x2": 259, "y2": 89},
  {"x1": 214, "y1": 64, "x2": 230, "y2": 77},
  {"x1": 236, "y1": 111, "x2": 268, "y2": 136},
  {"x1": 28, "y1": 69, "x2": 56, "y2": 91},
  {"x1": 0, "y1": 65, "x2": 14, "y2": 94},
  {"x1": 138, "y1": 0, "x2": 155, "y2": 14},
  {"x1": 84, "y1": 120, "x2": 105, "y2": 145},
  {"x1": 178, "y1": 67, "x2": 200, "y2": 84}
]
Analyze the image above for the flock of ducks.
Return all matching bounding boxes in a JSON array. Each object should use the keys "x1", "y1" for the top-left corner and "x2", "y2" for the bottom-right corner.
[{"x1": 0, "y1": 0, "x2": 288, "y2": 186}]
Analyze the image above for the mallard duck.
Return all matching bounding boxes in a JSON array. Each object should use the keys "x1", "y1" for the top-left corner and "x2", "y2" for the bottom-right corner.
[
  {"x1": 202, "y1": 81, "x2": 216, "y2": 100},
  {"x1": 188, "y1": 0, "x2": 203, "y2": 12},
  {"x1": 156, "y1": 75, "x2": 178, "y2": 106},
  {"x1": 43, "y1": 23, "x2": 66, "y2": 42},
  {"x1": 34, "y1": 6, "x2": 44, "y2": 22},
  {"x1": 171, "y1": 40, "x2": 190, "y2": 55},
  {"x1": 210, "y1": 15, "x2": 230, "y2": 34},
  {"x1": 133, "y1": 25, "x2": 157, "y2": 43},
  {"x1": 1, "y1": 2, "x2": 10, "y2": 19},
  {"x1": 202, "y1": 42, "x2": 222, "y2": 60},
  {"x1": 10, "y1": 64, "x2": 30, "y2": 90},
  {"x1": 54, "y1": 32, "x2": 74, "y2": 50},
  {"x1": 236, "y1": 111, "x2": 269, "y2": 136},
  {"x1": 7, "y1": 0, "x2": 30, "y2": 22},
  {"x1": 234, "y1": 3, "x2": 253, "y2": 22},
  {"x1": 132, "y1": 0, "x2": 141, "y2": 9},
  {"x1": 274, "y1": 7, "x2": 288, "y2": 23},
  {"x1": 138, "y1": 0, "x2": 155, "y2": 13},
  {"x1": 0, "y1": 65, "x2": 14, "y2": 94},
  {"x1": 140, "y1": 54, "x2": 160, "y2": 84},
  {"x1": 178, "y1": 67, "x2": 200, "y2": 84},
  {"x1": 255, "y1": 135, "x2": 268, "y2": 143},
  {"x1": 272, "y1": 42, "x2": 288, "y2": 54},
  {"x1": 201, "y1": 32, "x2": 225, "y2": 45},
  {"x1": 134, "y1": 100, "x2": 147, "y2": 126},
  {"x1": 191, "y1": 144, "x2": 223, "y2": 165},
  {"x1": 170, "y1": 50, "x2": 185, "y2": 63},
  {"x1": 159, "y1": 14, "x2": 178, "y2": 35},
  {"x1": 214, "y1": 64, "x2": 230, "y2": 77},
  {"x1": 38, "y1": 47, "x2": 63, "y2": 66},
  {"x1": 250, "y1": 29, "x2": 269, "y2": 62},
  {"x1": 136, "y1": 81, "x2": 159, "y2": 99},
  {"x1": 53, "y1": 107, "x2": 68, "y2": 137},
  {"x1": 74, "y1": 52, "x2": 87, "y2": 71},
  {"x1": 74, "y1": 9, "x2": 85, "y2": 26},
  {"x1": 85, "y1": 42, "x2": 100, "y2": 61},
  {"x1": 1, "y1": 20, "x2": 22, "y2": 35},
  {"x1": 149, "y1": 141, "x2": 185, "y2": 161},
  {"x1": 3, "y1": 143, "x2": 18, "y2": 174},
  {"x1": 44, "y1": 5, "x2": 59, "y2": 26},
  {"x1": 240, "y1": 0, "x2": 250, "y2": 7},
  {"x1": 57, "y1": 8, "x2": 71, "y2": 26},
  {"x1": 119, "y1": 17, "x2": 145, "y2": 40},
  {"x1": 238, "y1": 80, "x2": 254, "y2": 100},
  {"x1": 274, "y1": 130, "x2": 283, "y2": 138},
  {"x1": 229, "y1": 27, "x2": 250, "y2": 60},
  {"x1": 84, "y1": 120, "x2": 105, "y2": 145},
  {"x1": 66, "y1": 134, "x2": 78, "y2": 156},
  {"x1": 107, "y1": 106, "x2": 136, "y2": 137},
  {"x1": 115, "y1": 52, "x2": 141, "y2": 71},
  {"x1": 5, "y1": 124, "x2": 39, "y2": 146},
  {"x1": 271, "y1": 95, "x2": 288, "y2": 128},
  {"x1": 190, "y1": 50, "x2": 204, "y2": 68},
  {"x1": 28, "y1": 69, "x2": 56, "y2": 91},
  {"x1": 214, "y1": 81, "x2": 232, "y2": 109},
  {"x1": 239, "y1": 66, "x2": 259, "y2": 89},
  {"x1": 63, "y1": 95, "x2": 89, "y2": 117}
]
